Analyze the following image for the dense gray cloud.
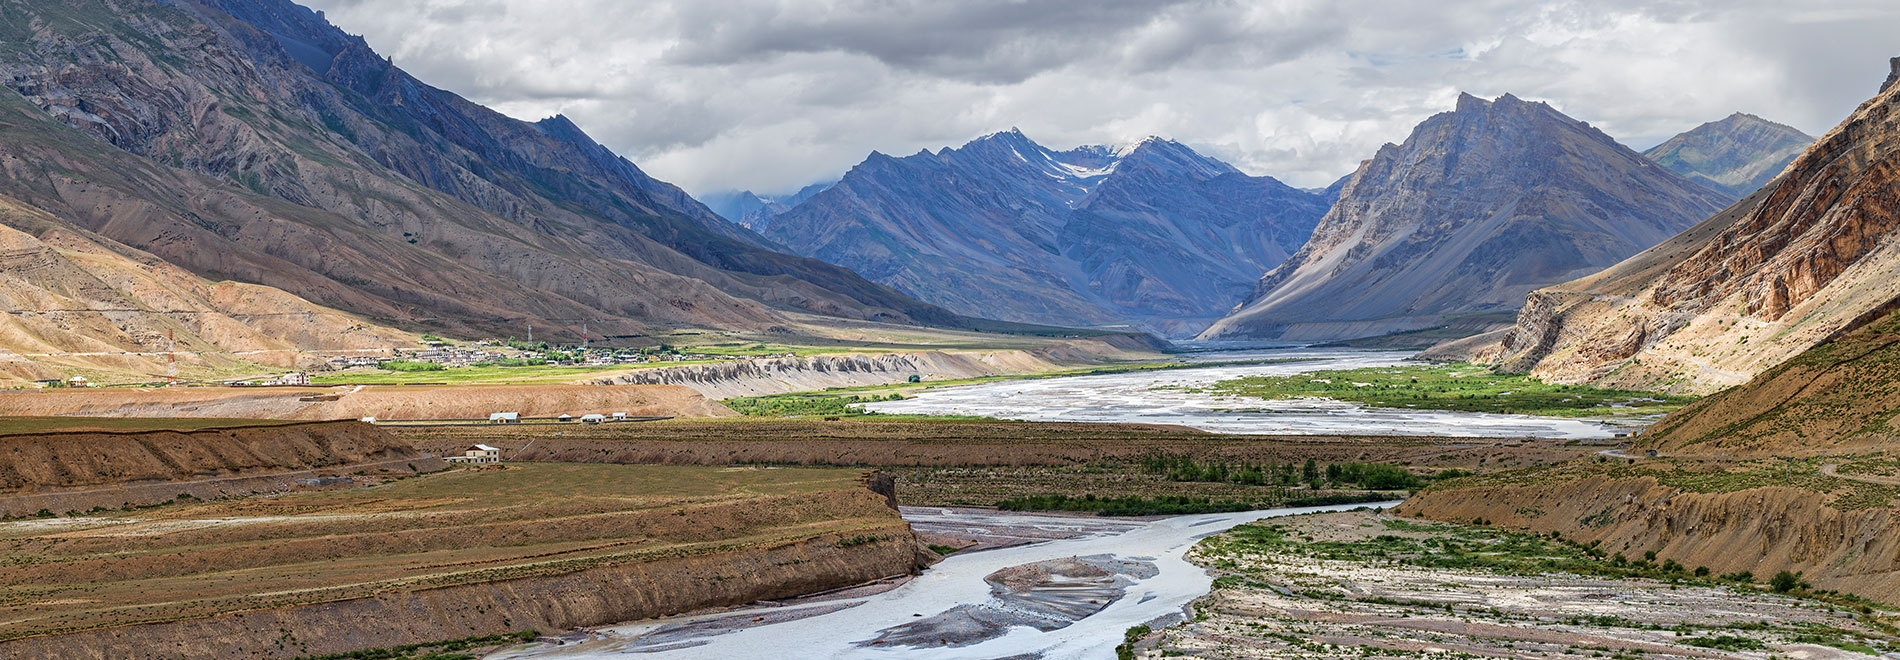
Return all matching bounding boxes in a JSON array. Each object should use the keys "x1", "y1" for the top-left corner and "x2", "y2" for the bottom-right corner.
[{"x1": 302, "y1": 0, "x2": 1900, "y2": 194}]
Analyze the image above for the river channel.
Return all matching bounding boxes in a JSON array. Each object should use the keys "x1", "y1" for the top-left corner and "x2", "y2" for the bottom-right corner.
[{"x1": 491, "y1": 348, "x2": 1600, "y2": 659}]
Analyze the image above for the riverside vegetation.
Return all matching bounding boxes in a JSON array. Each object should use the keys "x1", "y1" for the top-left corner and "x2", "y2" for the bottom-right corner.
[
  {"x1": 1187, "y1": 362, "x2": 1696, "y2": 417},
  {"x1": 1136, "y1": 510, "x2": 1893, "y2": 658}
]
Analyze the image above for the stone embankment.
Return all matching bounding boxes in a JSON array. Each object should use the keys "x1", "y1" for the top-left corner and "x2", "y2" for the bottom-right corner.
[{"x1": 598, "y1": 335, "x2": 1163, "y2": 398}]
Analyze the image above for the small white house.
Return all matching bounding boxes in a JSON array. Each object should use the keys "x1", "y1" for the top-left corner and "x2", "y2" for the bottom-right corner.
[
  {"x1": 580, "y1": 413, "x2": 606, "y2": 425},
  {"x1": 278, "y1": 372, "x2": 310, "y2": 386},
  {"x1": 446, "y1": 444, "x2": 502, "y2": 464},
  {"x1": 488, "y1": 412, "x2": 521, "y2": 424},
  {"x1": 360, "y1": 416, "x2": 377, "y2": 424},
  {"x1": 611, "y1": 412, "x2": 627, "y2": 421},
  {"x1": 67, "y1": 376, "x2": 90, "y2": 388},
  {"x1": 557, "y1": 414, "x2": 573, "y2": 422}
]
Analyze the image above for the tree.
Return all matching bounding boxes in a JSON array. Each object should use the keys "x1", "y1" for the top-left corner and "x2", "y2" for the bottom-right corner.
[{"x1": 1302, "y1": 458, "x2": 1319, "y2": 484}]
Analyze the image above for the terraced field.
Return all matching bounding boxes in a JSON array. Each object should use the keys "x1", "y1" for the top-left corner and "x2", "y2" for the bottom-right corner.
[{"x1": 0, "y1": 463, "x2": 914, "y2": 656}]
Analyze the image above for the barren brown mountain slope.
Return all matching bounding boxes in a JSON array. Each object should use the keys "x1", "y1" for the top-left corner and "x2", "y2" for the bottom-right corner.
[
  {"x1": 1475, "y1": 61, "x2": 1900, "y2": 394},
  {"x1": 0, "y1": 0, "x2": 973, "y2": 346},
  {"x1": 1633, "y1": 302, "x2": 1900, "y2": 458},
  {"x1": 0, "y1": 194, "x2": 418, "y2": 387}
]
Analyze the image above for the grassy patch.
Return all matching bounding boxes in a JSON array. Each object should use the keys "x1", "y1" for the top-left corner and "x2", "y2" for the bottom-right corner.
[{"x1": 1187, "y1": 363, "x2": 1695, "y2": 418}]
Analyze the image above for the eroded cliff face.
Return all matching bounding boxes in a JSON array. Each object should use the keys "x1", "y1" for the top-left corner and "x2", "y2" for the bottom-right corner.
[
  {"x1": 1398, "y1": 476, "x2": 1900, "y2": 604},
  {"x1": 0, "y1": 421, "x2": 445, "y2": 515},
  {"x1": 1488, "y1": 61, "x2": 1900, "y2": 394},
  {"x1": 0, "y1": 421, "x2": 416, "y2": 493}
]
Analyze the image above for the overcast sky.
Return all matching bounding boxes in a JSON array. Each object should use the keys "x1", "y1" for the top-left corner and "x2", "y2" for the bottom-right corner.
[{"x1": 302, "y1": 0, "x2": 1898, "y2": 195}]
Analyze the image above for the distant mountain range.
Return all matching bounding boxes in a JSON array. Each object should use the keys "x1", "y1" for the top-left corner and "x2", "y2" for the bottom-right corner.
[
  {"x1": 1642, "y1": 113, "x2": 1815, "y2": 200},
  {"x1": 1198, "y1": 93, "x2": 1732, "y2": 342},
  {"x1": 757, "y1": 130, "x2": 1328, "y2": 335},
  {"x1": 1463, "y1": 63, "x2": 1900, "y2": 394},
  {"x1": 701, "y1": 183, "x2": 833, "y2": 232}
]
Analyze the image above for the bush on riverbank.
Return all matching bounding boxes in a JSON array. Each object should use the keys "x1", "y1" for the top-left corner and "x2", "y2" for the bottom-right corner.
[{"x1": 994, "y1": 492, "x2": 1392, "y2": 516}]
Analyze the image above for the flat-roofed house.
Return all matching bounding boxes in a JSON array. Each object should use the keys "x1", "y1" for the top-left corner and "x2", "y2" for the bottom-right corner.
[{"x1": 446, "y1": 444, "x2": 502, "y2": 464}]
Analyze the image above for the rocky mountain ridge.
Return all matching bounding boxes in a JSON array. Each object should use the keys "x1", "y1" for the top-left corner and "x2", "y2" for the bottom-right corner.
[
  {"x1": 1199, "y1": 93, "x2": 1731, "y2": 342},
  {"x1": 1477, "y1": 60, "x2": 1900, "y2": 394},
  {"x1": 0, "y1": 0, "x2": 967, "y2": 348},
  {"x1": 761, "y1": 129, "x2": 1328, "y2": 335}
]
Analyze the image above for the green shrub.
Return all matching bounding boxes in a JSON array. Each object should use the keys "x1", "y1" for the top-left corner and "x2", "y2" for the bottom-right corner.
[{"x1": 1771, "y1": 570, "x2": 1802, "y2": 592}]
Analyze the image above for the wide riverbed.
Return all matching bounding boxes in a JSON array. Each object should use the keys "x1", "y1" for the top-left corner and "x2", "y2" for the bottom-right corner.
[
  {"x1": 490, "y1": 502, "x2": 1393, "y2": 660},
  {"x1": 862, "y1": 347, "x2": 1615, "y2": 438},
  {"x1": 487, "y1": 348, "x2": 1600, "y2": 659}
]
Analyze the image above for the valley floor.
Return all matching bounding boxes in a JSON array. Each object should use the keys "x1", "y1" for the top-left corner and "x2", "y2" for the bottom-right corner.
[
  {"x1": 390, "y1": 418, "x2": 1607, "y2": 511},
  {"x1": 1148, "y1": 510, "x2": 1891, "y2": 658}
]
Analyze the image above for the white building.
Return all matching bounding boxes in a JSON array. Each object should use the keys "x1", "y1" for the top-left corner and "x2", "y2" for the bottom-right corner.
[
  {"x1": 580, "y1": 413, "x2": 606, "y2": 425},
  {"x1": 488, "y1": 412, "x2": 521, "y2": 424},
  {"x1": 446, "y1": 444, "x2": 503, "y2": 464}
]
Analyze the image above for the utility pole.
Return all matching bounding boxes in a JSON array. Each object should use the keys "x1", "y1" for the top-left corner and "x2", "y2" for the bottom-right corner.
[{"x1": 581, "y1": 321, "x2": 588, "y2": 352}]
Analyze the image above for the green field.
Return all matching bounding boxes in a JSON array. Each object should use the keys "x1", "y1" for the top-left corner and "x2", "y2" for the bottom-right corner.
[{"x1": 1188, "y1": 362, "x2": 1696, "y2": 418}]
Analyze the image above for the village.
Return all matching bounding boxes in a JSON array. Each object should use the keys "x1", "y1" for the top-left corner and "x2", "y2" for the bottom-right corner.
[{"x1": 28, "y1": 338, "x2": 797, "y2": 390}]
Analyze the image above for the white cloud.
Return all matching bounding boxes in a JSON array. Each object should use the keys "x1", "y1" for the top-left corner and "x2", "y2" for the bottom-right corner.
[{"x1": 302, "y1": 0, "x2": 1900, "y2": 193}]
